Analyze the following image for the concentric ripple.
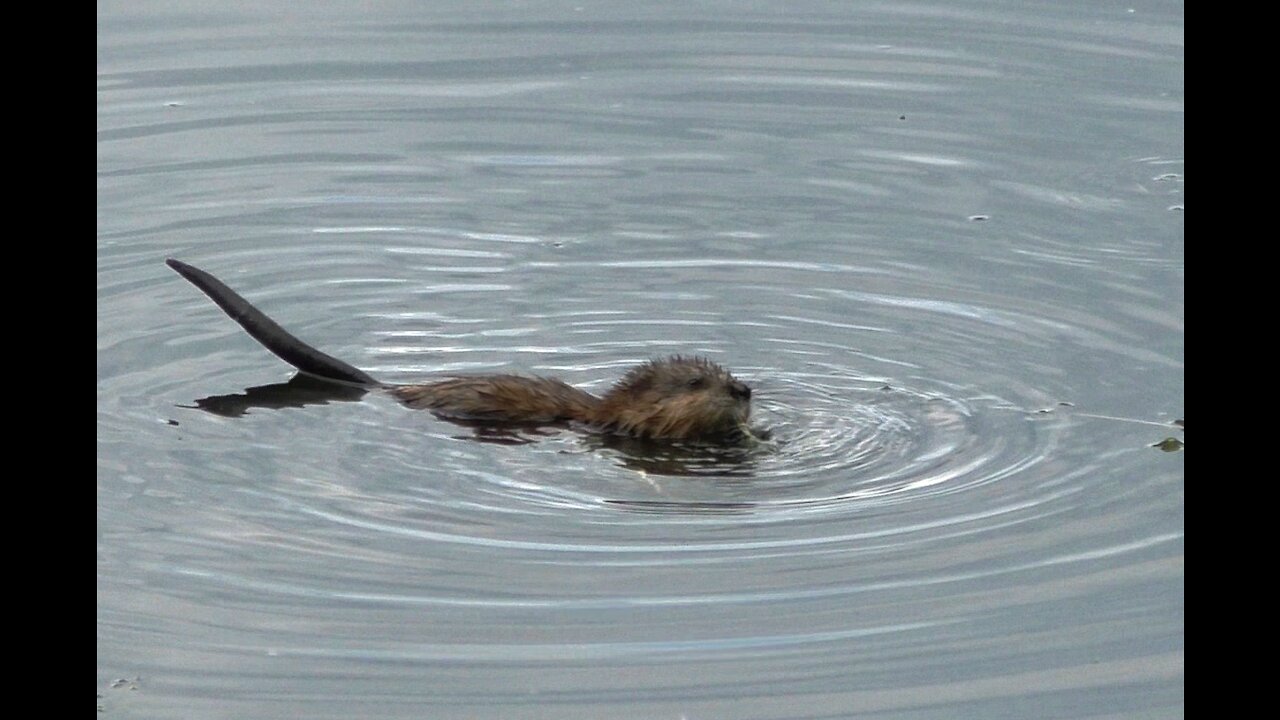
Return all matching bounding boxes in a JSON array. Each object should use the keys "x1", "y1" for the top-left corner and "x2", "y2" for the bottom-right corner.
[{"x1": 99, "y1": 1, "x2": 1182, "y2": 717}]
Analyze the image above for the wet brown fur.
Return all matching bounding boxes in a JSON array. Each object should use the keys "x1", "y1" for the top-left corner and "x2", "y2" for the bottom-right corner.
[{"x1": 391, "y1": 356, "x2": 752, "y2": 441}]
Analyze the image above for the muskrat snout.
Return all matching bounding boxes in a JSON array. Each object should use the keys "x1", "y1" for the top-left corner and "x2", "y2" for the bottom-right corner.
[{"x1": 728, "y1": 380, "x2": 751, "y2": 401}]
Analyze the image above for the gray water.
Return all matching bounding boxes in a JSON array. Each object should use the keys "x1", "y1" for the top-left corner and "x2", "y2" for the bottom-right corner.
[{"x1": 98, "y1": 1, "x2": 1184, "y2": 718}]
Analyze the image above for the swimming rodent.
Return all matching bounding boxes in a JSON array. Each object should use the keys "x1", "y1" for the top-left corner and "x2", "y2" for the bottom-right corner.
[{"x1": 165, "y1": 259, "x2": 753, "y2": 442}]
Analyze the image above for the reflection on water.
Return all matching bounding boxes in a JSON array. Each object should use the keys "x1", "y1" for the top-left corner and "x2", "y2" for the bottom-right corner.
[
  {"x1": 587, "y1": 430, "x2": 772, "y2": 477},
  {"x1": 98, "y1": 0, "x2": 1182, "y2": 717},
  {"x1": 189, "y1": 373, "x2": 370, "y2": 417}
]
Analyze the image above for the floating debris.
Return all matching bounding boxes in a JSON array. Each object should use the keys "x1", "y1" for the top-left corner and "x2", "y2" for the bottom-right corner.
[
  {"x1": 1152, "y1": 437, "x2": 1183, "y2": 452},
  {"x1": 110, "y1": 676, "x2": 141, "y2": 691}
]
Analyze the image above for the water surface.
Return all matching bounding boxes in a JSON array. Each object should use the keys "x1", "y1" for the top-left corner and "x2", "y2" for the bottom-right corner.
[{"x1": 98, "y1": 1, "x2": 1183, "y2": 717}]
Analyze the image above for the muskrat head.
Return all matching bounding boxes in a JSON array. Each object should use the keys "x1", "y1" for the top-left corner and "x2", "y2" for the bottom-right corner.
[{"x1": 591, "y1": 356, "x2": 752, "y2": 442}]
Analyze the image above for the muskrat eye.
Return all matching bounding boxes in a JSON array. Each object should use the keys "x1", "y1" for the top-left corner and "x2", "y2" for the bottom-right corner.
[{"x1": 686, "y1": 376, "x2": 707, "y2": 390}]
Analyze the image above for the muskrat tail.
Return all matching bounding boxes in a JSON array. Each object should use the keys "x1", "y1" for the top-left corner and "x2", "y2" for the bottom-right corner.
[{"x1": 165, "y1": 258, "x2": 379, "y2": 386}]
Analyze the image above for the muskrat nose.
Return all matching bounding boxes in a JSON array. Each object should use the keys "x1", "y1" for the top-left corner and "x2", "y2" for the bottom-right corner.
[{"x1": 729, "y1": 380, "x2": 751, "y2": 401}]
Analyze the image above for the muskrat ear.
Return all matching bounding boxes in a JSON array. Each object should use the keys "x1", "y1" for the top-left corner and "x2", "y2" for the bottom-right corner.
[{"x1": 686, "y1": 376, "x2": 707, "y2": 389}]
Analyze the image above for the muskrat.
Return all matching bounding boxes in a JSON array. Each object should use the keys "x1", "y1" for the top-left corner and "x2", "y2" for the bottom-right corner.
[{"x1": 165, "y1": 259, "x2": 753, "y2": 442}]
